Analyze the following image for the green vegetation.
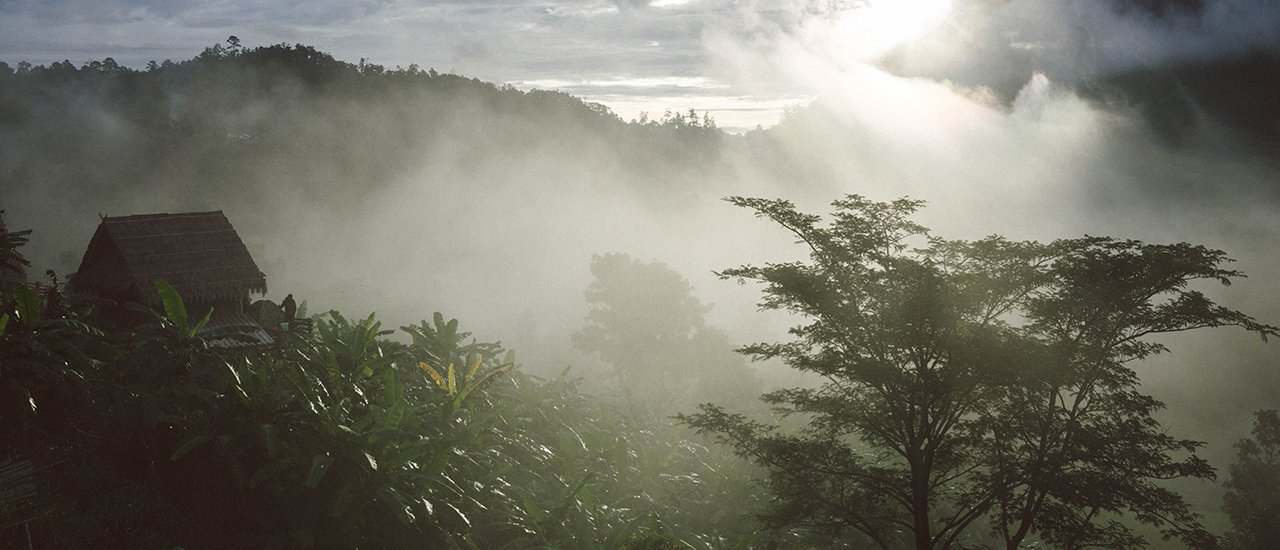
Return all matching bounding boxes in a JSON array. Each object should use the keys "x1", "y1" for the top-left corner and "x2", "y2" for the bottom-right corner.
[
  {"x1": 681, "y1": 195, "x2": 1277, "y2": 549},
  {"x1": 2, "y1": 39, "x2": 1277, "y2": 549},
  {"x1": 1, "y1": 275, "x2": 768, "y2": 548},
  {"x1": 1222, "y1": 410, "x2": 1280, "y2": 549},
  {"x1": 574, "y1": 253, "x2": 761, "y2": 413},
  {"x1": 3, "y1": 194, "x2": 1278, "y2": 549}
]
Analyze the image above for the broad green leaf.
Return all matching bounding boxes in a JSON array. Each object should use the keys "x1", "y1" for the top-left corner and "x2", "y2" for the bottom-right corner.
[
  {"x1": 377, "y1": 487, "x2": 415, "y2": 524},
  {"x1": 384, "y1": 368, "x2": 402, "y2": 404},
  {"x1": 465, "y1": 352, "x2": 483, "y2": 382},
  {"x1": 550, "y1": 473, "x2": 595, "y2": 523},
  {"x1": 0, "y1": 313, "x2": 8, "y2": 336},
  {"x1": 12, "y1": 285, "x2": 40, "y2": 325},
  {"x1": 457, "y1": 362, "x2": 514, "y2": 403},
  {"x1": 190, "y1": 305, "x2": 214, "y2": 337},
  {"x1": 385, "y1": 401, "x2": 405, "y2": 428},
  {"x1": 225, "y1": 363, "x2": 249, "y2": 400},
  {"x1": 446, "y1": 362, "x2": 457, "y2": 395},
  {"x1": 519, "y1": 491, "x2": 545, "y2": 525},
  {"x1": 443, "y1": 502, "x2": 471, "y2": 528},
  {"x1": 419, "y1": 361, "x2": 446, "y2": 391},
  {"x1": 155, "y1": 280, "x2": 188, "y2": 332}
]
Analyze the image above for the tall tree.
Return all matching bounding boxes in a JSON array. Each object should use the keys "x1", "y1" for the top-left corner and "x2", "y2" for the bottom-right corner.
[
  {"x1": 1222, "y1": 410, "x2": 1280, "y2": 550},
  {"x1": 573, "y1": 253, "x2": 759, "y2": 411},
  {"x1": 681, "y1": 195, "x2": 1275, "y2": 549},
  {"x1": 976, "y1": 236, "x2": 1274, "y2": 549}
]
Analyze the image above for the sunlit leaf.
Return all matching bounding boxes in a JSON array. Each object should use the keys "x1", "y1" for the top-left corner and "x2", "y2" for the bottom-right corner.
[
  {"x1": 377, "y1": 487, "x2": 415, "y2": 524},
  {"x1": 461, "y1": 362, "x2": 514, "y2": 401},
  {"x1": 155, "y1": 280, "x2": 187, "y2": 332},
  {"x1": 190, "y1": 305, "x2": 213, "y2": 337},
  {"x1": 12, "y1": 284, "x2": 40, "y2": 325},
  {"x1": 419, "y1": 361, "x2": 446, "y2": 391},
  {"x1": 444, "y1": 502, "x2": 471, "y2": 528}
]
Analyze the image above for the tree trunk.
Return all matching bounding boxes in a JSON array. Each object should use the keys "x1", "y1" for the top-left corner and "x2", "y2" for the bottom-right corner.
[{"x1": 912, "y1": 461, "x2": 933, "y2": 550}]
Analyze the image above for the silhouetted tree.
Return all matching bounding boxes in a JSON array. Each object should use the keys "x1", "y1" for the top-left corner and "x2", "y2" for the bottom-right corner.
[
  {"x1": 1222, "y1": 410, "x2": 1280, "y2": 550},
  {"x1": 574, "y1": 253, "x2": 759, "y2": 411},
  {"x1": 682, "y1": 195, "x2": 1276, "y2": 550}
]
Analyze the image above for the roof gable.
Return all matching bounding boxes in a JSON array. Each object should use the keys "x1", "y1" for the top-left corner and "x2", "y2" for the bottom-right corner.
[{"x1": 74, "y1": 211, "x2": 266, "y2": 305}]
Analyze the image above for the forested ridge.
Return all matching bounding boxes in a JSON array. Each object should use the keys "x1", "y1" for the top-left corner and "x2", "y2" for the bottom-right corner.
[{"x1": 0, "y1": 39, "x2": 727, "y2": 231}]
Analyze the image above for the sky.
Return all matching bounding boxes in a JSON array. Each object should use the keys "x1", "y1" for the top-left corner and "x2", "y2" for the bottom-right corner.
[{"x1": 4, "y1": 0, "x2": 1272, "y2": 133}]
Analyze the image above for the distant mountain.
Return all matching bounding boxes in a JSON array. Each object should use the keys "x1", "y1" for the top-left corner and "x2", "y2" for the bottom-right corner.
[{"x1": 0, "y1": 41, "x2": 738, "y2": 275}]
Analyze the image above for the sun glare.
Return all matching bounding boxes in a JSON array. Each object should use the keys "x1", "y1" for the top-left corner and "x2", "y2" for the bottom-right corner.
[{"x1": 831, "y1": 0, "x2": 954, "y2": 60}]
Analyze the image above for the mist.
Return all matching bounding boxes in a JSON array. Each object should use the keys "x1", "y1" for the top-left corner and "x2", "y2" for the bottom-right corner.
[{"x1": 3, "y1": 1, "x2": 1278, "y2": 547}]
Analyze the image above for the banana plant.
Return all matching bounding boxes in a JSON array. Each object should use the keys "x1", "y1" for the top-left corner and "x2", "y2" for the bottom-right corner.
[
  {"x1": 402, "y1": 312, "x2": 504, "y2": 371},
  {"x1": 418, "y1": 350, "x2": 515, "y2": 410},
  {"x1": 154, "y1": 280, "x2": 212, "y2": 339}
]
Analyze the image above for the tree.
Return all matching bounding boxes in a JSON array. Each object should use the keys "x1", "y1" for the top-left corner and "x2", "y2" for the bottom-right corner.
[
  {"x1": 573, "y1": 253, "x2": 759, "y2": 411},
  {"x1": 681, "y1": 195, "x2": 1276, "y2": 550},
  {"x1": 1222, "y1": 410, "x2": 1280, "y2": 550},
  {"x1": 972, "y1": 235, "x2": 1274, "y2": 550}
]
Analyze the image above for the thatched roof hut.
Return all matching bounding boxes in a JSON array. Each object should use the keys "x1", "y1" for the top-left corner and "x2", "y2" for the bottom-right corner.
[{"x1": 72, "y1": 211, "x2": 266, "y2": 309}]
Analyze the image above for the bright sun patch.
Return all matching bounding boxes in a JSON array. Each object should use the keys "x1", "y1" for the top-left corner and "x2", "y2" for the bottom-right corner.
[{"x1": 831, "y1": 0, "x2": 954, "y2": 60}]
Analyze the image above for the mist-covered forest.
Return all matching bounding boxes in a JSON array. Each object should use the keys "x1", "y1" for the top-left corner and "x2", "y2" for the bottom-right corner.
[{"x1": 2, "y1": 16, "x2": 1280, "y2": 549}]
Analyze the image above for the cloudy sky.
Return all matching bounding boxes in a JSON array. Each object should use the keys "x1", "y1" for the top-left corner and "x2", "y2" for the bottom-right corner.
[{"x1": 3, "y1": 0, "x2": 1275, "y2": 132}]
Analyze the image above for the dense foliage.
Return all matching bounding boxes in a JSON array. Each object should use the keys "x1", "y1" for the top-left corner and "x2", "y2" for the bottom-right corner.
[
  {"x1": 681, "y1": 195, "x2": 1277, "y2": 550},
  {"x1": 574, "y1": 253, "x2": 761, "y2": 413},
  {"x1": 1222, "y1": 410, "x2": 1280, "y2": 549},
  {"x1": 0, "y1": 279, "x2": 768, "y2": 549}
]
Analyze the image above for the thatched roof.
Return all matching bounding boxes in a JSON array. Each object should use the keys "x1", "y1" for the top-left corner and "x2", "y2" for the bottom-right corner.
[{"x1": 73, "y1": 211, "x2": 266, "y2": 305}]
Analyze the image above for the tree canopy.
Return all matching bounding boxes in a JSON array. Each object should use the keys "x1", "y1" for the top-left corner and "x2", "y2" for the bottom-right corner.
[
  {"x1": 1222, "y1": 409, "x2": 1280, "y2": 550},
  {"x1": 573, "y1": 253, "x2": 760, "y2": 412},
  {"x1": 681, "y1": 195, "x2": 1276, "y2": 550}
]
